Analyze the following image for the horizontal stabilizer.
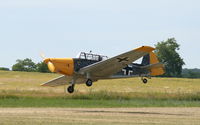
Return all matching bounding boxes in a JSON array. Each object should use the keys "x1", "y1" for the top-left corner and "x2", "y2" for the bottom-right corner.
[{"x1": 140, "y1": 62, "x2": 164, "y2": 70}]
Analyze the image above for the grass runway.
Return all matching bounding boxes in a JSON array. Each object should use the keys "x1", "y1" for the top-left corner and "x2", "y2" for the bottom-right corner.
[{"x1": 0, "y1": 108, "x2": 200, "y2": 125}]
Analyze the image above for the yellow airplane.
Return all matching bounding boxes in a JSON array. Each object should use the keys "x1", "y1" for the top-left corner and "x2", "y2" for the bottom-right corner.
[{"x1": 41, "y1": 46, "x2": 164, "y2": 93}]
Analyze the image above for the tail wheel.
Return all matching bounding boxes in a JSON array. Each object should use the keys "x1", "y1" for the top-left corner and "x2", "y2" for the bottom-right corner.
[
  {"x1": 86, "y1": 79, "x2": 93, "y2": 87},
  {"x1": 142, "y1": 78, "x2": 148, "y2": 84},
  {"x1": 67, "y1": 85, "x2": 74, "y2": 93}
]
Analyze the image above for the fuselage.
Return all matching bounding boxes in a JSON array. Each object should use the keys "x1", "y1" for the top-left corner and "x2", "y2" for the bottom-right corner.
[{"x1": 44, "y1": 58, "x2": 149, "y2": 79}]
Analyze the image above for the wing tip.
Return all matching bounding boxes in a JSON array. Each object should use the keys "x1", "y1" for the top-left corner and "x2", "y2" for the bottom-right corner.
[
  {"x1": 40, "y1": 83, "x2": 47, "y2": 86},
  {"x1": 40, "y1": 83, "x2": 55, "y2": 87},
  {"x1": 134, "y1": 46, "x2": 155, "y2": 52}
]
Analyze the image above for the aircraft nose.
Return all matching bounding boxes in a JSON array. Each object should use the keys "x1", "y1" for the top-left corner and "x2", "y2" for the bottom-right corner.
[
  {"x1": 47, "y1": 62, "x2": 56, "y2": 72},
  {"x1": 43, "y1": 58, "x2": 74, "y2": 75},
  {"x1": 44, "y1": 58, "x2": 50, "y2": 64},
  {"x1": 44, "y1": 58, "x2": 56, "y2": 72}
]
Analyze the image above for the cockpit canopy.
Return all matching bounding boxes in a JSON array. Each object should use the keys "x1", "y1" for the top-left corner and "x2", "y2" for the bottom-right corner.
[{"x1": 77, "y1": 52, "x2": 108, "y2": 61}]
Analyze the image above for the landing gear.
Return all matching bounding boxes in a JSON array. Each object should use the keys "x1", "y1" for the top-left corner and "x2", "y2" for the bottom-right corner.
[
  {"x1": 141, "y1": 77, "x2": 148, "y2": 84},
  {"x1": 142, "y1": 78, "x2": 148, "y2": 84},
  {"x1": 86, "y1": 79, "x2": 93, "y2": 87},
  {"x1": 67, "y1": 79, "x2": 75, "y2": 93},
  {"x1": 67, "y1": 84, "x2": 74, "y2": 93}
]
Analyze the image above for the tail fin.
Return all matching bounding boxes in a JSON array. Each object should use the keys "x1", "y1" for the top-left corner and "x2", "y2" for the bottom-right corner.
[
  {"x1": 141, "y1": 52, "x2": 165, "y2": 76},
  {"x1": 141, "y1": 54, "x2": 150, "y2": 66}
]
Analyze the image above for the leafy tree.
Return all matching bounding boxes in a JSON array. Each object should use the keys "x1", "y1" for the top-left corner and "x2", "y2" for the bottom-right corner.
[
  {"x1": 12, "y1": 58, "x2": 37, "y2": 72},
  {"x1": 36, "y1": 62, "x2": 50, "y2": 73},
  {"x1": 155, "y1": 38, "x2": 185, "y2": 77},
  {"x1": 0, "y1": 67, "x2": 10, "y2": 71}
]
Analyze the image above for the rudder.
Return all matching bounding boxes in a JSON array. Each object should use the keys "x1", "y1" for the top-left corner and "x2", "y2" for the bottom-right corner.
[
  {"x1": 149, "y1": 52, "x2": 165, "y2": 76},
  {"x1": 141, "y1": 52, "x2": 165, "y2": 76}
]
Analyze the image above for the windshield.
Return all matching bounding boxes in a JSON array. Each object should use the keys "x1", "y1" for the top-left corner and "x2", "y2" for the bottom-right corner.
[{"x1": 78, "y1": 52, "x2": 108, "y2": 61}]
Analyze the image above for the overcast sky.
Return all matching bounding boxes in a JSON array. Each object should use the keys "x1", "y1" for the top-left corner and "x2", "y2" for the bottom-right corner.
[{"x1": 0, "y1": 0, "x2": 199, "y2": 69}]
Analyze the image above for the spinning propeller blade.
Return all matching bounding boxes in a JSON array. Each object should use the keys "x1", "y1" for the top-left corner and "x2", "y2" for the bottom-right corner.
[{"x1": 40, "y1": 52, "x2": 46, "y2": 60}]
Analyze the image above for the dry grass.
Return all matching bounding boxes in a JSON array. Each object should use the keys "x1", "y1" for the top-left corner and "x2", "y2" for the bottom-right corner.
[
  {"x1": 0, "y1": 108, "x2": 200, "y2": 125},
  {"x1": 0, "y1": 70, "x2": 200, "y2": 97}
]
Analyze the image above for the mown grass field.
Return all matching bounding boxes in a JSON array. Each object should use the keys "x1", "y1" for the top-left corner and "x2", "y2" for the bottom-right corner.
[{"x1": 0, "y1": 70, "x2": 200, "y2": 107}]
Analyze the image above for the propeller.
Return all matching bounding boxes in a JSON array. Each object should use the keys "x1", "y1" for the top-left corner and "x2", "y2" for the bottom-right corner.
[
  {"x1": 40, "y1": 52, "x2": 46, "y2": 60},
  {"x1": 47, "y1": 61, "x2": 56, "y2": 73},
  {"x1": 39, "y1": 52, "x2": 56, "y2": 72}
]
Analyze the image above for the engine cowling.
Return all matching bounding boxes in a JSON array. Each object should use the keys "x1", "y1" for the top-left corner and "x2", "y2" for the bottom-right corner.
[{"x1": 44, "y1": 58, "x2": 74, "y2": 76}]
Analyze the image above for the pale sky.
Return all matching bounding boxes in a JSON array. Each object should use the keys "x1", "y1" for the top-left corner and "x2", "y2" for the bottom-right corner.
[{"x1": 0, "y1": 0, "x2": 199, "y2": 69}]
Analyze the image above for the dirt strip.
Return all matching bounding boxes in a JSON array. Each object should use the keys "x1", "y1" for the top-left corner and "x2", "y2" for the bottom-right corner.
[{"x1": 0, "y1": 108, "x2": 199, "y2": 125}]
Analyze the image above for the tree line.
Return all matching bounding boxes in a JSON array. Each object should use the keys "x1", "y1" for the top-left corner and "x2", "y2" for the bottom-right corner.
[
  {"x1": 12, "y1": 59, "x2": 50, "y2": 73},
  {"x1": 182, "y1": 68, "x2": 200, "y2": 78},
  {"x1": 0, "y1": 38, "x2": 199, "y2": 78}
]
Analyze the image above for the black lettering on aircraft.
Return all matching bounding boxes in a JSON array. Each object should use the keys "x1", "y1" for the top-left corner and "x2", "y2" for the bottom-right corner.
[
  {"x1": 122, "y1": 66, "x2": 133, "y2": 76},
  {"x1": 117, "y1": 57, "x2": 129, "y2": 63}
]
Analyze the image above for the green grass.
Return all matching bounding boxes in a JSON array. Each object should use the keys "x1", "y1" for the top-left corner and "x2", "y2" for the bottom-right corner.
[
  {"x1": 0, "y1": 96, "x2": 200, "y2": 107},
  {"x1": 0, "y1": 70, "x2": 200, "y2": 107}
]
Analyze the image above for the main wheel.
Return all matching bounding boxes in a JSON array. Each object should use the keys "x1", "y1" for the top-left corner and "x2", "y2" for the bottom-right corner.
[
  {"x1": 142, "y1": 78, "x2": 148, "y2": 84},
  {"x1": 86, "y1": 79, "x2": 93, "y2": 87},
  {"x1": 67, "y1": 85, "x2": 74, "y2": 93}
]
